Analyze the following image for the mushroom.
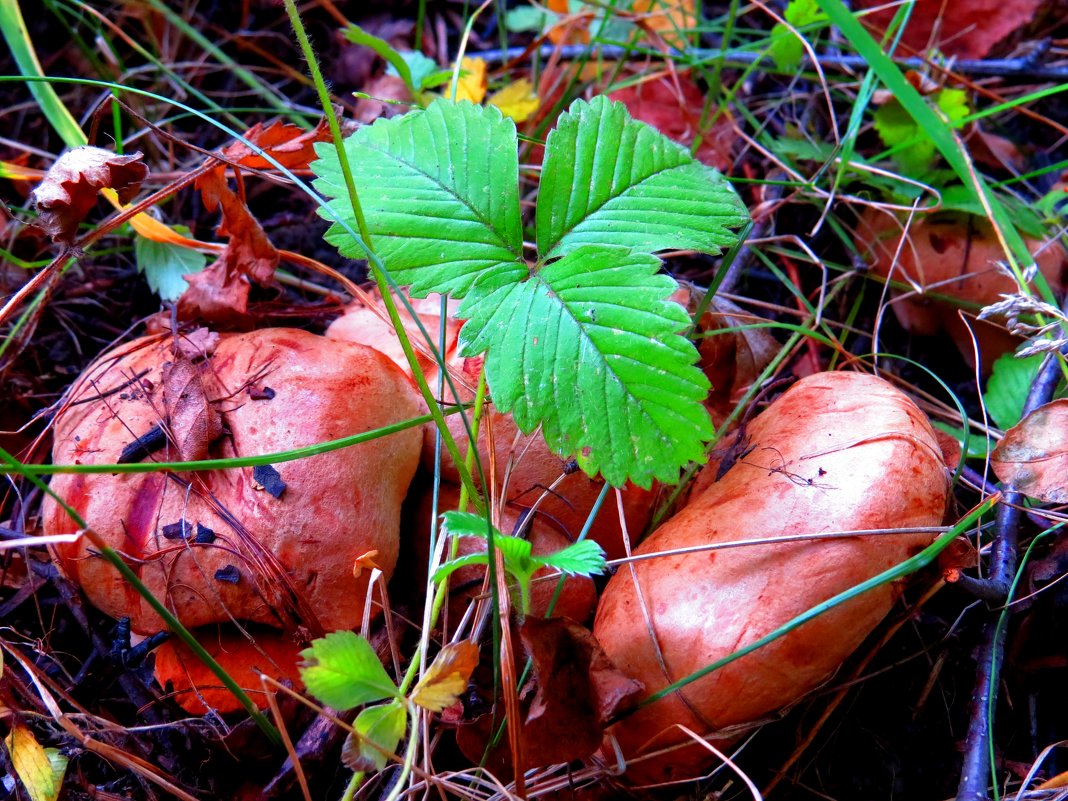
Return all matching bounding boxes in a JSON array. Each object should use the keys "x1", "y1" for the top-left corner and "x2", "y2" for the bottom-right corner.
[{"x1": 43, "y1": 328, "x2": 424, "y2": 709}]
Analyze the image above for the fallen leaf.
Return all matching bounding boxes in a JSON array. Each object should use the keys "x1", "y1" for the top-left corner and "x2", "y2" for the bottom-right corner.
[
  {"x1": 852, "y1": 0, "x2": 1047, "y2": 59},
  {"x1": 456, "y1": 617, "x2": 642, "y2": 776},
  {"x1": 453, "y1": 57, "x2": 487, "y2": 104},
  {"x1": 31, "y1": 146, "x2": 147, "y2": 245},
  {"x1": 411, "y1": 641, "x2": 480, "y2": 713},
  {"x1": 608, "y1": 73, "x2": 734, "y2": 171},
  {"x1": 991, "y1": 399, "x2": 1068, "y2": 503},
  {"x1": 221, "y1": 118, "x2": 332, "y2": 173},
  {"x1": 162, "y1": 354, "x2": 223, "y2": 462},
  {"x1": 178, "y1": 137, "x2": 281, "y2": 324},
  {"x1": 5, "y1": 723, "x2": 67, "y2": 801},
  {"x1": 546, "y1": 0, "x2": 591, "y2": 45},
  {"x1": 487, "y1": 78, "x2": 540, "y2": 122}
]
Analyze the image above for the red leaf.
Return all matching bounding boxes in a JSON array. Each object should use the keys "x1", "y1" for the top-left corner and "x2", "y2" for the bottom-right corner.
[
  {"x1": 853, "y1": 0, "x2": 1047, "y2": 59},
  {"x1": 221, "y1": 118, "x2": 332, "y2": 172},
  {"x1": 31, "y1": 146, "x2": 147, "y2": 245},
  {"x1": 609, "y1": 74, "x2": 734, "y2": 172}
]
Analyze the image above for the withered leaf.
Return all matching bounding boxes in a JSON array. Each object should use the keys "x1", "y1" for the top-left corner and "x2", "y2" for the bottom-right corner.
[
  {"x1": 32, "y1": 146, "x2": 147, "y2": 245},
  {"x1": 991, "y1": 399, "x2": 1068, "y2": 503},
  {"x1": 253, "y1": 464, "x2": 286, "y2": 499},
  {"x1": 342, "y1": 701, "x2": 406, "y2": 774},
  {"x1": 411, "y1": 641, "x2": 480, "y2": 713},
  {"x1": 162, "y1": 355, "x2": 223, "y2": 462},
  {"x1": 221, "y1": 118, "x2": 331, "y2": 172},
  {"x1": 456, "y1": 617, "x2": 643, "y2": 776}
]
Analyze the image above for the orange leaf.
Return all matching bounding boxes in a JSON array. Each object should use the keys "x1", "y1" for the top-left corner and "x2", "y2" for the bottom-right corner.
[
  {"x1": 221, "y1": 118, "x2": 331, "y2": 172},
  {"x1": 410, "y1": 640, "x2": 479, "y2": 713}
]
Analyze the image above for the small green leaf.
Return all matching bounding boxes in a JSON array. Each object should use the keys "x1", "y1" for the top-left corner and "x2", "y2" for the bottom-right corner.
[
  {"x1": 441, "y1": 510, "x2": 498, "y2": 540},
  {"x1": 459, "y1": 246, "x2": 712, "y2": 487},
  {"x1": 874, "y1": 88, "x2": 970, "y2": 176},
  {"x1": 342, "y1": 700, "x2": 407, "y2": 773},
  {"x1": 387, "y1": 50, "x2": 440, "y2": 92},
  {"x1": 432, "y1": 551, "x2": 490, "y2": 584},
  {"x1": 536, "y1": 96, "x2": 749, "y2": 259},
  {"x1": 985, "y1": 352, "x2": 1046, "y2": 431},
  {"x1": 133, "y1": 226, "x2": 207, "y2": 301},
  {"x1": 314, "y1": 99, "x2": 525, "y2": 297},
  {"x1": 534, "y1": 538, "x2": 607, "y2": 577},
  {"x1": 768, "y1": 0, "x2": 827, "y2": 71},
  {"x1": 299, "y1": 631, "x2": 399, "y2": 711},
  {"x1": 505, "y1": 6, "x2": 551, "y2": 32}
]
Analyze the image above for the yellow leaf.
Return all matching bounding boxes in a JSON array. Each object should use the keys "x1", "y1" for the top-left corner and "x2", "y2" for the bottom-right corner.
[
  {"x1": 633, "y1": 0, "x2": 696, "y2": 48},
  {"x1": 4, "y1": 724, "x2": 67, "y2": 801},
  {"x1": 487, "y1": 79, "x2": 540, "y2": 123},
  {"x1": 410, "y1": 640, "x2": 479, "y2": 713},
  {"x1": 453, "y1": 57, "x2": 487, "y2": 105}
]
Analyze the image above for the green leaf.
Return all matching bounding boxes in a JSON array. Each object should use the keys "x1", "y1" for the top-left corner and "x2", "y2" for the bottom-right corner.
[
  {"x1": 441, "y1": 510, "x2": 499, "y2": 540},
  {"x1": 387, "y1": 50, "x2": 440, "y2": 92},
  {"x1": 299, "y1": 631, "x2": 399, "y2": 711},
  {"x1": 342, "y1": 700, "x2": 406, "y2": 773},
  {"x1": 314, "y1": 99, "x2": 526, "y2": 297},
  {"x1": 768, "y1": 0, "x2": 827, "y2": 71},
  {"x1": 133, "y1": 227, "x2": 207, "y2": 301},
  {"x1": 459, "y1": 246, "x2": 712, "y2": 487},
  {"x1": 432, "y1": 551, "x2": 490, "y2": 584},
  {"x1": 985, "y1": 352, "x2": 1045, "y2": 430},
  {"x1": 534, "y1": 538, "x2": 608, "y2": 577},
  {"x1": 874, "y1": 89, "x2": 970, "y2": 177},
  {"x1": 505, "y1": 5, "x2": 551, "y2": 32},
  {"x1": 536, "y1": 96, "x2": 749, "y2": 259}
]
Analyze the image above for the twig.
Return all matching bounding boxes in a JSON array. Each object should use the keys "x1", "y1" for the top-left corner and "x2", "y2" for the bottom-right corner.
[
  {"x1": 476, "y1": 43, "x2": 1068, "y2": 81},
  {"x1": 955, "y1": 349, "x2": 1065, "y2": 801}
]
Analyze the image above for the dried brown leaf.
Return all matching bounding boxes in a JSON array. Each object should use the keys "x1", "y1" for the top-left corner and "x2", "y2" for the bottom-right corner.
[
  {"x1": 162, "y1": 355, "x2": 222, "y2": 462},
  {"x1": 991, "y1": 399, "x2": 1068, "y2": 503},
  {"x1": 31, "y1": 146, "x2": 147, "y2": 245},
  {"x1": 456, "y1": 617, "x2": 642, "y2": 776}
]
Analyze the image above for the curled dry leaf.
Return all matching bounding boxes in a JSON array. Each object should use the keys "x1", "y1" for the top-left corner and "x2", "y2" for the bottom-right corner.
[
  {"x1": 991, "y1": 399, "x2": 1068, "y2": 503},
  {"x1": 456, "y1": 616, "x2": 643, "y2": 777},
  {"x1": 411, "y1": 640, "x2": 480, "y2": 713},
  {"x1": 179, "y1": 121, "x2": 329, "y2": 325},
  {"x1": 31, "y1": 146, "x2": 147, "y2": 245}
]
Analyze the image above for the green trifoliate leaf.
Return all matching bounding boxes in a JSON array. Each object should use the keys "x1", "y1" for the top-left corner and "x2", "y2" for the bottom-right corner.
[
  {"x1": 134, "y1": 226, "x2": 207, "y2": 301},
  {"x1": 342, "y1": 700, "x2": 407, "y2": 773},
  {"x1": 313, "y1": 99, "x2": 526, "y2": 297},
  {"x1": 459, "y1": 246, "x2": 712, "y2": 488},
  {"x1": 533, "y1": 538, "x2": 607, "y2": 577},
  {"x1": 536, "y1": 96, "x2": 749, "y2": 259},
  {"x1": 299, "y1": 631, "x2": 399, "y2": 711}
]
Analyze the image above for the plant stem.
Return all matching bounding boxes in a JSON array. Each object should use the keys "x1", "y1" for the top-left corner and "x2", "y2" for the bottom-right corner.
[{"x1": 283, "y1": 0, "x2": 482, "y2": 505}]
